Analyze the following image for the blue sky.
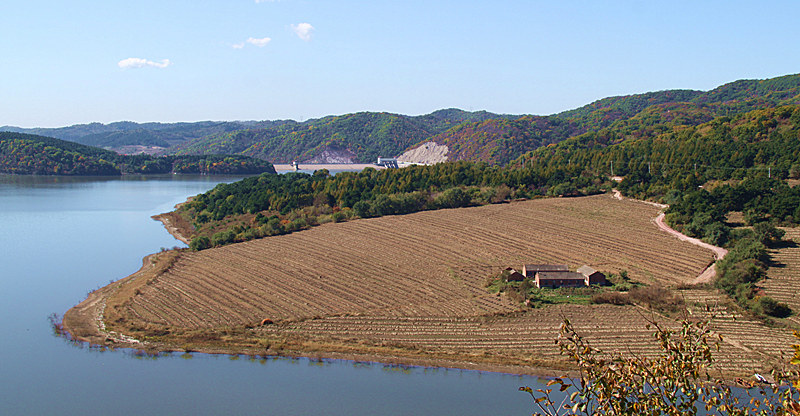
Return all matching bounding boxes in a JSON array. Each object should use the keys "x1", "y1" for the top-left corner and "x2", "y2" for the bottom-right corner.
[{"x1": 2, "y1": 1, "x2": 799, "y2": 127}]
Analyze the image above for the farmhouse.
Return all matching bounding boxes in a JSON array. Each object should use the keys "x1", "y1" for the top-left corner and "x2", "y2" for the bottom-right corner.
[
  {"x1": 577, "y1": 265, "x2": 607, "y2": 286},
  {"x1": 519, "y1": 264, "x2": 607, "y2": 288},
  {"x1": 536, "y1": 271, "x2": 586, "y2": 288},
  {"x1": 503, "y1": 267, "x2": 526, "y2": 282},
  {"x1": 522, "y1": 264, "x2": 568, "y2": 278}
]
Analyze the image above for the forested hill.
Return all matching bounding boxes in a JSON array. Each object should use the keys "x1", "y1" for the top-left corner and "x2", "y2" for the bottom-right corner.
[
  {"x1": 170, "y1": 73, "x2": 800, "y2": 166},
  {"x1": 418, "y1": 74, "x2": 800, "y2": 165},
  {"x1": 0, "y1": 120, "x2": 286, "y2": 151},
  {"x1": 169, "y1": 109, "x2": 511, "y2": 163},
  {"x1": 0, "y1": 132, "x2": 275, "y2": 176},
  {"x1": 515, "y1": 104, "x2": 800, "y2": 200},
  {"x1": 5, "y1": 74, "x2": 800, "y2": 166}
]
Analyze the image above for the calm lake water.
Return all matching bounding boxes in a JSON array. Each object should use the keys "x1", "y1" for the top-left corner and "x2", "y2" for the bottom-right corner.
[{"x1": 0, "y1": 174, "x2": 543, "y2": 415}]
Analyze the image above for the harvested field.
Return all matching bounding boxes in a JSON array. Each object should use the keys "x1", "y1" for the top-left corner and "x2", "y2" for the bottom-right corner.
[
  {"x1": 119, "y1": 194, "x2": 712, "y2": 330},
  {"x1": 69, "y1": 193, "x2": 794, "y2": 376},
  {"x1": 681, "y1": 289, "x2": 797, "y2": 374},
  {"x1": 762, "y1": 228, "x2": 800, "y2": 326}
]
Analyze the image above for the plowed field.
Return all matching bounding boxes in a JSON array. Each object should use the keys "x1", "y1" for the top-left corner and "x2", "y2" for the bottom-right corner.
[
  {"x1": 762, "y1": 228, "x2": 800, "y2": 326},
  {"x1": 82, "y1": 194, "x2": 794, "y2": 375}
]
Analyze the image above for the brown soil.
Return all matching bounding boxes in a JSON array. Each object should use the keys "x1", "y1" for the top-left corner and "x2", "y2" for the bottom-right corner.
[{"x1": 63, "y1": 194, "x2": 793, "y2": 377}]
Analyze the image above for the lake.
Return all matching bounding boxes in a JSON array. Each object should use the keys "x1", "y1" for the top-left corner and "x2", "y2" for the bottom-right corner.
[{"x1": 0, "y1": 174, "x2": 543, "y2": 415}]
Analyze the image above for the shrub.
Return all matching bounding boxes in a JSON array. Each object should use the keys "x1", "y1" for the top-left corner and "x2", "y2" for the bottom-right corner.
[
  {"x1": 754, "y1": 296, "x2": 792, "y2": 318},
  {"x1": 590, "y1": 291, "x2": 631, "y2": 305},
  {"x1": 628, "y1": 286, "x2": 684, "y2": 313},
  {"x1": 189, "y1": 236, "x2": 211, "y2": 251},
  {"x1": 521, "y1": 318, "x2": 800, "y2": 415}
]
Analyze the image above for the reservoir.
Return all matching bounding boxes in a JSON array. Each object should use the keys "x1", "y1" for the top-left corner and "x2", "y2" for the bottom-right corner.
[{"x1": 0, "y1": 174, "x2": 541, "y2": 415}]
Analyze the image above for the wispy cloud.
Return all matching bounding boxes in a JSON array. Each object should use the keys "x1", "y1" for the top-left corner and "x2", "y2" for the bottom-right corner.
[
  {"x1": 247, "y1": 37, "x2": 272, "y2": 47},
  {"x1": 118, "y1": 58, "x2": 171, "y2": 69},
  {"x1": 254, "y1": 0, "x2": 277, "y2": 3},
  {"x1": 291, "y1": 23, "x2": 314, "y2": 41},
  {"x1": 232, "y1": 37, "x2": 272, "y2": 49}
]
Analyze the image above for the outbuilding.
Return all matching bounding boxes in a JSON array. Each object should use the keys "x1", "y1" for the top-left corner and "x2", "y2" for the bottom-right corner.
[
  {"x1": 522, "y1": 264, "x2": 568, "y2": 278},
  {"x1": 577, "y1": 265, "x2": 607, "y2": 286},
  {"x1": 535, "y1": 271, "x2": 586, "y2": 288}
]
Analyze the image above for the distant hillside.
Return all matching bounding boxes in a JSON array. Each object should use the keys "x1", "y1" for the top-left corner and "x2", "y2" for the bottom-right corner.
[
  {"x1": 171, "y1": 109, "x2": 512, "y2": 163},
  {"x1": 6, "y1": 73, "x2": 800, "y2": 166},
  {"x1": 401, "y1": 73, "x2": 800, "y2": 165},
  {"x1": 0, "y1": 120, "x2": 285, "y2": 152},
  {"x1": 0, "y1": 132, "x2": 275, "y2": 176},
  {"x1": 514, "y1": 104, "x2": 800, "y2": 199}
]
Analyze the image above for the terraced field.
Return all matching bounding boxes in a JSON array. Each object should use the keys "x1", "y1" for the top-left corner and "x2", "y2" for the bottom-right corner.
[
  {"x1": 90, "y1": 194, "x2": 798, "y2": 375},
  {"x1": 762, "y1": 228, "x2": 800, "y2": 326},
  {"x1": 681, "y1": 289, "x2": 796, "y2": 374},
  {"x1": 122, "y1": 195, "x2": 711, "y2": 329}
]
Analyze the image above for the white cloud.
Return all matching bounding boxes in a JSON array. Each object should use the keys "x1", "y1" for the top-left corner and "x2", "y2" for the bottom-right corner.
[
  {"x1": 246, "y1": 37, "x2": 271, "y2": 47},
  {"x1": 118, "y1": 58, "x2": 171, "y2": 69},
  {"x1": 232, "y1": 37, "x2": 271, "y2": 49},
  {"x1": 291, "y1": 23, "x2": 314, "y2": 41}
]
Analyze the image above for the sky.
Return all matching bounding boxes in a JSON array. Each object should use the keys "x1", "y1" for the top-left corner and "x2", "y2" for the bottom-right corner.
[{"x1": 2, "y1": 0, "x2": 800, "y2": 127}]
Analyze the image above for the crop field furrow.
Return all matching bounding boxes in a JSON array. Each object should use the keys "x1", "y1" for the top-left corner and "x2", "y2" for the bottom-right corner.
[
  {"x1": 128, "y1": 296, "x2": 168, "y2": 325},
  {"x1": 133, "y1": 283, "x2": 207, "y2": 327},
  {"x1": 143, "y1": 277, "x2": 222, "y2": 327},
  {"x1": 178, "y1": 257, "x2": 319, "y2": 317},
  {"x1": 155, "y1": 263, "x2": 282, "y2": 325},
  {"x1": 244, "y1": 231, "x2": 463, "y2": 303},
  {"x1": 179, "y1": 266, "x2": 312, "y2": 321},
  {"x1": 107, "y1": 195, "x2": 788, "y2": 374},
  {"x1": 129, "y1": 294, "x2": 189, "y2": 326},
  {"x1": 763, "y1": 228, "x2": 800, "y2": 313},
  {"x1": 263, "y1": 252, "x2": 456, "y2": 313},
  {"x1": 197, "y1": 257, "x2": 358, "y2": 318},
  {"x1": 156, "y1": 274, "x2": 254, "y2": 327},
  {"x1": 333, "y1": 219, "x2": 476, "y2": 266}
]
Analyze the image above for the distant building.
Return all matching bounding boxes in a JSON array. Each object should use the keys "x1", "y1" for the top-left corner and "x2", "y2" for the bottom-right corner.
[
  {"x1": 376, "y1": 157, "x2": 399, "y2": 168},
  {"x1": 578, "y1": 265, "x2": 607, "y2": 286},
  {"x1": 535, "y1": 271, "x2": 586, "y2": 288},
  {"x1": 522, "y1": 264, "x2": 568, "y2": 278},
  {"x1": 515, "y1": 263, "x2": 607, "y2": 288}
]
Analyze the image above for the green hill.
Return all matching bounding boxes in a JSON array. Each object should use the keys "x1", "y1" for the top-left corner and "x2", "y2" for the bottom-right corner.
[
  {"x1": 0, "y1": 120, "x2": 285, "y2": 151},
  {"x1": 6, "y1": 74, "x2": 800, "y2": 167},
  {"x1": 515, "y1": 104, "x2": 800, "y2": 200},
  {"x1": 0, "y1": 132, "x2": 275, "y2": 176},
  {"x1": 417, "y1": 74, "x2": 800, "y2": 165},
  {"x1": 171, "y1": 109, "x2": 511, "y2": 163}
]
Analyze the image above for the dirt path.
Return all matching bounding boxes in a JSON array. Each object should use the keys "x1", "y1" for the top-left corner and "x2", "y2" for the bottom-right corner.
[
  {"x1": 653, "y1": 212, "x2": 728, "y2": 284},
  {"x1": 613, "y1": 189, "x2": 726, "y2": 284}
]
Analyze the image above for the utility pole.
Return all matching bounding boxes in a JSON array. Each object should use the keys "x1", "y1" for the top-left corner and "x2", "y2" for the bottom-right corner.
[
  {"x1": 769, "y1": 167, "x2": 771, "y2": 178},
  {"x1": 648, "y1": 162, "x2": 651, "y2": 174},
  {"x1": 694, "y1": 163, "x2": 697, "y2": 173},
  {"x1": 611, "y1": 161, "x2": 614, "y2": 177}
]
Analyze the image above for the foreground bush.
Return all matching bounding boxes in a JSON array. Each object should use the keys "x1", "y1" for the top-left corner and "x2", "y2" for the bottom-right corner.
[{"x1": 521, "y1": 318, "x2": 800, "y2": 415}]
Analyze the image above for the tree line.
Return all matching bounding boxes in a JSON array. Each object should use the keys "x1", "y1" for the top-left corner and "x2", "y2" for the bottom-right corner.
[{"x1": 0, "y1": 132, "x2": 276, "y2": 176}]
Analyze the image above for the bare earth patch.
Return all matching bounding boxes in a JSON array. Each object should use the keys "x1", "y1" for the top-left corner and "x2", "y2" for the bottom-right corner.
[{"x1": 63, "y1": 194, "x2": 793, "y2": 376}]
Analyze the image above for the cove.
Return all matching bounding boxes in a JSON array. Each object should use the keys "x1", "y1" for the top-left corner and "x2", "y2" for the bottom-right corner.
[{"x1": 0, "y1": 174, "x2": 542, "y2": 415}]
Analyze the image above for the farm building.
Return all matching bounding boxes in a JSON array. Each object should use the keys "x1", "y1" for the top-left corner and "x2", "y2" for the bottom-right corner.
[
  {"x1": 536, "y1": 271, "x2": 586, "y2": 288},
  {"x1": 503, "y1": 267, "x2": 526, "y2": 282},
  {"x1": 577, "y1": 265, "x2": 607, "y2": 286},
  {"x1": 522, "y1": 264, "x2": 568, "y2": 278},
  {"x1": 518, "y1": 263, "x2": 607, "y2": 288}
]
